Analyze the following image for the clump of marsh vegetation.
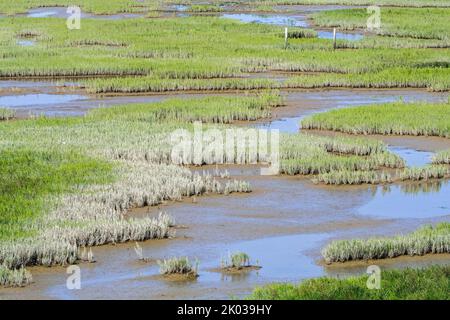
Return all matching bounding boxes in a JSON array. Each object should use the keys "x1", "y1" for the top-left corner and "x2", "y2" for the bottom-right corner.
[
  {"x1": 158, "y1": 257, "x2": 199, "y2": 279},
  {"x1": 280, "y1": 133, "x2": 405, "y2": 179},
  {"x1": 249, "y1": 265, "x2": 450, "y2": 300},
  {"x1": 286, "y1": 29, "x2": 317, "y2": 39},
  {"x1": 284, "y1": 68, "x2": 450, "y2": 92},
  {"x1": 313, "y1": 170, "x2": 392, "y2": 185},
  {"x1": 188, "y1": 4, "x2": 223, "y2": 12},
  {"x1": 0, "y1": 265, "x2": 32, "y2": 287},
  {"x1": 220, "y1": 251, "x2": 261, "y2": 273},
  {"x1": 302, "y1": 102, "x2": 450, "y2": 138},
  {"x1": 0, "y1": 107, "x2": 15, "y2": 120},
  {"x1": 432, "y1": 149, "x2": 450, "y2": 165},
  {"x1": 313, "y1": 165, "x2": 450, "y2": 185},
  {"x1": 322, "y1": 222, "x2": 450, "y2": 264},
  {"x1": 399, "y1": 166, "x2": 449, "y2": 181}
]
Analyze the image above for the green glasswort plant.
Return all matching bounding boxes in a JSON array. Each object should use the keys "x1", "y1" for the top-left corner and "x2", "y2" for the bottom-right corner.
[
  {"x1": 221, "y1": 251, "x2": 251, "y2": 270},
  {"x1": 322, "y1": 222, "x2": 450, "y2": 263},
  {"x1": 302, "y1": 101, "x2": 450, "y2": 138},
  {"x1": 248, "y1": 265, "x2": 450, "y2": 300},
  {"x1": 158, "y1": 257, "x2": 199, "y2": 276},
  {"x1": 0, "y1": 265, "x2": 32, "y2": 287}
]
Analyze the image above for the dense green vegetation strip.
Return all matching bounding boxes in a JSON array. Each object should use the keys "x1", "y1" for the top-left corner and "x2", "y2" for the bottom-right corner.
[
  {"x1": 302, "y1": 101, "x2": 450, "y2": 138},
  {"x1": 322, "y1": 223, "x2": 450, "y2": 263},
  {"x1": 248, "y1": 265, "x2": 450, "y2": 300},
  {"x1": 0, "y1": 148, "x2": 114, "y2": 241}
]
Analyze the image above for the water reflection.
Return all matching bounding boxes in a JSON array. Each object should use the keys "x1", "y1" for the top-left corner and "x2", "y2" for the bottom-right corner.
[
  {"x1": 317, "y1": 30, "x2": 363, "y2": 41},
  {"x1": 219, "y1": 270, "x2": 258, "y2": 282},
  {"x1": 359, "y1": 180, "x2": 450, "y2": 219},
  {"x1": 400, "y1": 180, "x2": 444, "y2": 194},
  {"x1": 222, "y1": 13, "x2": 308, "y2": 27}
]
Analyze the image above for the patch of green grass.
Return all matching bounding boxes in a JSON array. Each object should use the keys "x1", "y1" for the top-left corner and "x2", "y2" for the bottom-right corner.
[
  {"x1": 188, "y1": 4, "x2": 223, "y2": 12},
  {"x1": 313, "y1": 7, "x2": 450, "y2": 40},
  {"x1": 248, "y1": 265, "x2": 450, "y2": 300},
  {"x1": 302, "y1": 101, "x2": 450, "y2": 138},
  {"x1": 433, "y1": 149, "x2": 450, "y2": 164},
  {"x1": 286, "y1": 68, "x2": 450, "y2": 91},
  {"x1": 0, "y1": 148, "x2": 114, "y2": 241},
  {"x1": 400, "y1": 165, "x2": 449, "y2": 181},
  {"x1": 313, "y1": 170, "x2": 392, "y2": 185},
  {"x1": 85, "y1": 77, "x2": 278, "y2": 93},
  {"x1": 322, "y1": 223, "x2": 450, "y2": 263},
  {"x1": 0, "y1": 0, "x2": 151, "y2": 15}
]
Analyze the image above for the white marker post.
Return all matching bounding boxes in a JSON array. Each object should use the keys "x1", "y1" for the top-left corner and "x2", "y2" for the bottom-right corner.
[
  {"x1": 284, "y1": 27, "x2": 288, "y2": 49},
  {"x1": 333, "y1": 27, "x2": 337, "y2": 50}
]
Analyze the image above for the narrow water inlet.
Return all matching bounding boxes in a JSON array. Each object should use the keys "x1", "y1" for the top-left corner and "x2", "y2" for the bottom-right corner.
[
  {"x1": 0, "y1": 93, "x2": 87, "y2": 107},
  {"x1": 16, "y1": 40, "x2": 36, "y2": 46},
  {"x1": 222, "y1": 13, "x2": 308, "y2": 28}
]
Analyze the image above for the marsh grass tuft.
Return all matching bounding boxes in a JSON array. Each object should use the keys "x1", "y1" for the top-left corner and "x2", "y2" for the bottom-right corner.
[
  {"x1": 322, "y1": 222, "x2": 450, "y2": 264},
  {"x1": 432, "y1": 149, "x2": 450, "y2": 165},
  {"x1": 0, "y1": 265, "x2": 32, "y2": 287},
  {"x1": 0, "y1": 107, "x2": 15, "y2": 120},
  {"x1": 313, "y1": 170, "x2": 392, "y2": 185},
  {"x1": 399, "y1": 166, "x2": 449, "y2": 181},
  {"x1": 248, "y1": 265, "x2": 450, "y2": 300},
  {"x1": 221, "y1": 251, "x2": 251, "y2": 270},
  {"x1": 302, "y1": 102, "x2": 450, "y2": 138},
  {"x1": 158, "y1": 256, "x2": 199, "y2": 278}
]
